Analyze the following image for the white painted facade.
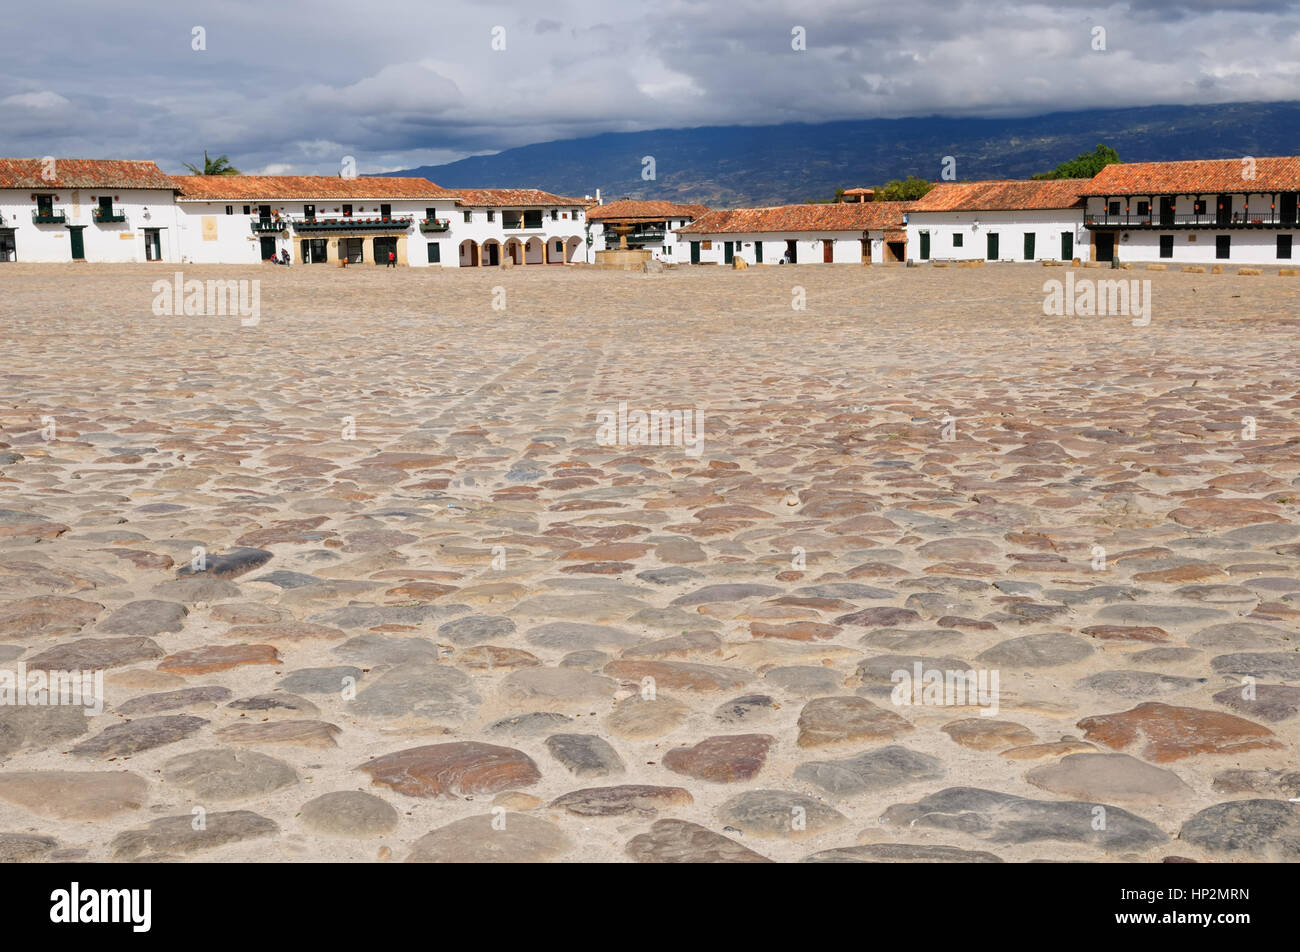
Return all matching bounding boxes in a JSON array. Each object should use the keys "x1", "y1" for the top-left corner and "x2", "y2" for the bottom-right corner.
[
  {"x1": 1081, "y1": 194, "x2": 1298, "y2": 266},
  {"x1": 0, "y1": 187, "x2": 182, "y2": 263},
  {"x1": 452, "y1": 202, "x2": 587, "y2": 267},
  {"x1": 907, "y1": 209, "x2": 1091, "y2": 263},
  {"x1": 174, "y1": 197, "x2": 459, "y2": 267},
  {"x1": 680, "y1": 230, "x2": 902, "y2": 265}
]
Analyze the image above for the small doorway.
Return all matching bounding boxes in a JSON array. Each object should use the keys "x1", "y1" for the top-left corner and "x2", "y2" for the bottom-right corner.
[
  {"x1": 986, "y1": 232, "x2": 999, "y2": 260},
  {"x1": 724, "y1": 241, "x2": 734, "y2": 265},
  {"x1": 374, "y1": 236, "x2": 398, "y2": 265},
  {"x1": 144, "y1": 228, "x2": 162, "y2": 261},
  {"x1": 1281, "y1": 193, "x2": 1298, "y2": 225},
  {"x1": 1061, "y1": 231, "x2": 1073, "y2": 261},
  {"x1": 1023, "y1": 233, "x2": 1035, "y2": 260},
  {"x1": 1216, "y1": 235, "x2": 1231, "y2": 259},
  {"x1": 690, "y1": 241, "x2": 700, "y2": 264},
  {"x1": 785, "y1": 240, "x2": 798, "y2": 264},
  {"x1": 259, "y1": 236, "x2": 277, "y2": 260},
  {"x1": 1093, "y1": 232, "x2": 1115, "y2": 263},
  {"x1": 822, "y1": 239, "x2": 834, "y2": 263},
  {"x1": 918, "y1": 232, "x2": 929, "y2": 260},
  {"x1": 343, "y1": 238, "x2": 364, "y2": 263},
  {"x1": 427, "y1": 242, "x2": 441, "y2": 264},
  {"x1": 0, "y1": 229, "x2": 16, "y2": 262},
  {"x1": 68, "y1": 226, "x2": 86, "y2": 261},
  {"x1": 1216, "y1": 194, "x2": 1233, "y2": 225},
  {"x1": 1159, "y1": 197, "x2": 1175, "y2": 226},
  {"x1": 302, "y1": 239, "x2": 327, "y2": 263},
  {"x1": 754, "y1": 242, "x2": 762, "y2": 264},
  {"x1": 862, "y1": 238, "x2": 873, "y2": 263},
  {"x1": 886, "y1": 240, "x2": 905, "y2": 262}
]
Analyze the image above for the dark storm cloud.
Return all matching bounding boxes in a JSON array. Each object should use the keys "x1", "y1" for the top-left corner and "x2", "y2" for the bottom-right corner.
[{"x1": 0, "y1": 0, "x2": 1296, "y2": 174}]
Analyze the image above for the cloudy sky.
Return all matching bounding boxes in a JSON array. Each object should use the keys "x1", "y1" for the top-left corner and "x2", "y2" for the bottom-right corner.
[{"x1": 3, "y1": 0, "x2": 1297, "y2": 175}]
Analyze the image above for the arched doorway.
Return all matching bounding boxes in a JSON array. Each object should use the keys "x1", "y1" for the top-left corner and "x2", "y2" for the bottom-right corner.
[
  {"x1": 504, "y1": 238, "x2": 523, "y2": 265},
  {"x1": 458, "y1": 240, "x2": 479, "y2": 267},
  {"x1": 482, "y1": 239, "x2": 501, "y2": 267},
  {"x1": 524, "y1": 237, "x2": 545, "y2": 265},
  {"x1": 564, "y1": 236, "x2": 582, "y2": 263}
]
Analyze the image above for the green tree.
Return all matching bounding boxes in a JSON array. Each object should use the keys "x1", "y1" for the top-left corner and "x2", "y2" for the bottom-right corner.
[
  {"x1": 1032, "y1": 144, "x2": 1119, "y2": 180},
  {"x1": 876, "y1": 176, "x2": 933, "y2": 201},
  {"x1": 183, "y1": 151, "x2": 241, "y2": 175}
]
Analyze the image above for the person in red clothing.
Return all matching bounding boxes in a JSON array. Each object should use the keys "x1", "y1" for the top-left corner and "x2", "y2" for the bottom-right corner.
[{"x1": 387, "y1": 249, "x2": 396, "y2": 268}]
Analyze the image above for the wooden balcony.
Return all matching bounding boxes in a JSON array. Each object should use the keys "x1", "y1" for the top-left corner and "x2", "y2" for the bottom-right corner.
[
  {"x1": 292, "y1": 216, "x2": 414, "y2": 233},
  {"x1": 1085, "y1": 211, "x2": 1297, "y2": 230}
]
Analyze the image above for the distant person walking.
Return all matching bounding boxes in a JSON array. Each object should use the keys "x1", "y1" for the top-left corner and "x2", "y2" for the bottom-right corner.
[{"x1": 387, "y1": 249, "x2": 396, "y2": 268}]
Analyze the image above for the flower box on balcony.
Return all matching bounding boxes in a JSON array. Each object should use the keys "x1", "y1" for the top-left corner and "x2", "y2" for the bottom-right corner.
[
  {"x1": 92, "y1": 209, "x2": 127, "y2": 223},
  {"x1": 293, "y1": 216, "x2": 414, "y2": 232},
  {"x1": 419, "y1": 218, "x2": 451, "y2": 233}
]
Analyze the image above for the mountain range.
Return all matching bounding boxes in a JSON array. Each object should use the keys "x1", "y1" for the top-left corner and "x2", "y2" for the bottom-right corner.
[{"x1": 381, "y1": 101, "x2": 1300, "y2": 207}]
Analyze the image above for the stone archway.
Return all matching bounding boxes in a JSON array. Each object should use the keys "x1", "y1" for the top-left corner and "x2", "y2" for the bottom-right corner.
[
  {"x1": 459, "y1": 239, "x2": 479, "y2": 267},
  {"x1": 524, "y1": 237, "x2": 545, "y2": 265},
  {"x1": 504, "y1": 238, "x2": 523, "y2": 265},
  {"x1": 482, "y1": 239, "x2": 501, "y2": 267},
  {"x1": 564, "y1": 236, "x2": 582, "y2": 263}
]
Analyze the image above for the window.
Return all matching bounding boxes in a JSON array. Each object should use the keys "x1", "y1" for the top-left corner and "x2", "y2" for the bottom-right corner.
[
  {"x1": 572, "y1": 209, "x2": 579, "y2": 218},
  {"x1": 1108, "y1": 200, "x2": 1121, "y2": 216},
  {"x1": 1278, "y1": 235, "x2": 1293, "y2": 260},
  {"x1": 1136, "y1": 201, "x2": 1150, "y2": 216},
  {"x1": 225, "y1": 205, "x2": 233, "y2": 216},
  {"x1": 487, "y1": 210, "x2": 495, "y2": 222},
  {"x1": 1194, "y1": 199, "x2": 1207, "y2": 215},
  {"x1": 551, "y1": 209, "x2": 558, "y2": 220},
  {"x1": 1159, "y1": 235, "x2": 1174, "y2": 258},
  {"x1": 463, "y1": 211, "x2": 472, "y2": 223},
  {"x1": 952, "y1": 233, "x2": 963, "y2": 248},
  {"x1": 523, "y1": 210, "x2": 543, "y2": 229},
  {"x1": 427, "y1": 242, "x2": 441, "y2": 264},
  {"x1": 380, "y1": 204, "x2": 391, "y2": 219},
  {"x1": 304, "y1": 204, "x2": 315, "y2": 219},
  {"x1": 243, "y1": 205, "x2": 251, "y2": 215},
  {"x1": 98, "y1": 196, "x2": 114, "y2": 216},
  {"x1": 37, "y1": 195, "x2": 53, "y2": 216},
  {"x1": 342, "y1": 204, "x2": 353, "y2": 217},
  {"x1": 1216, "y1": 235, "x2": 1231, "y2": 259},
  {"x1": 503, "y1": 211, "x2": 522, "y2": 229},
  {"x1": 425, "y1": 208, "x2": 437, "y2": 220},
  {"x1": 554, "y1": 240, "x2": 562, "y2": 253}
]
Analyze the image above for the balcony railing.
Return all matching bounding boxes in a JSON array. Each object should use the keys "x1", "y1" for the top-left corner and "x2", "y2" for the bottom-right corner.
[
  {"x1": 32, "y1": 209, "x2": 66, "y2": 224},
  {"x1": 502, "y1": 218, "x2": 545, "y2": 230},
  {"x1": 291, "y1": 215, "x2": 414, "y2": 232},
  {"x1": 1085, "y1": 210, "x2": 1297, "y2": 229},
  {"x1": 92, "y1": 208, "x2": 127, "y2": 223},
  {"x1": 615, "y1": 228, "x2": 667, "y2": 245},
  {"x1": 419, "y1": 217, "x2": 451, "y2": 233},
  {"x1": 250, "y1": 218, "x2": 288, "y2": 234}
]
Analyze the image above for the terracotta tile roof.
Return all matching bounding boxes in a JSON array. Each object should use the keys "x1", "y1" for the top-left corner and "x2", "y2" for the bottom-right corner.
[
  {"x1": 908, "y1": 180, "x2": 1088, "y2": 213},
  {"x1": 677, "y1": 201, "x2": 912, "y2": 235},
  {"x1": 175, "y1": 175, "x2": 455, "y2": 201},
  {"x1": 587, "y1": 200, "x2": 710, "y2": 222},
  {"x1": 1079, "y1": 157, "x2": 1300, "y2": 195},
  {"x1": 0, "y1": 158, "x2": 178, "y2": 190},
  {"x1": 453, "y1": 188, "x2": 586, "y2": 207}
]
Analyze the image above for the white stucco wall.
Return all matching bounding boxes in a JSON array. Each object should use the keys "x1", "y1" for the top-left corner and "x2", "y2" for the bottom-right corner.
[
  {"x1": 907, "y1": 209, "x2": 1089, "y2": 263},
  {"x1": 681, "y1": 230, "x2": 888, "y2": 265},
  {"x1": 453, "y1": 204, "x2": 587, "y2": 267},
  {"x1": 1, "y1": 187, "x2": 182, "y2": 263}
]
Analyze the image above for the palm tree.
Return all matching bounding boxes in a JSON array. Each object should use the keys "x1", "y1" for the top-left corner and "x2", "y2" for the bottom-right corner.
[{"x1": 184, "y1": 151, "x2": 241, "y2": 175}]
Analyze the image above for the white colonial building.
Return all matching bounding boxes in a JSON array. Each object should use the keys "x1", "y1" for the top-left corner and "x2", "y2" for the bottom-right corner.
[
  {"x1": 0, "y1": 158, "x2": 182, "y2": 263},
  {"x1": 1079, "y1": 157, "x2": 1300, "y2": 266},
  {"x1": 588, "y1": 200, "x2": 711, "y2": 262},
  {"x1": 906, "y1": 180, "x2": 1092, "y2": 264},
  {"x1": 448, "y1": 189, "x2": 588, "y2": 267},
  {"x1": 174, "y1": 175, "x2": 461, "y2": 266},
  {"x1": 676, "y1": 202, "x2": 912, "y2": 265}
]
